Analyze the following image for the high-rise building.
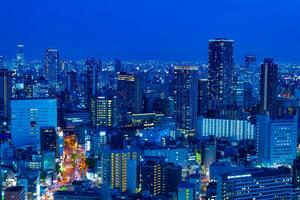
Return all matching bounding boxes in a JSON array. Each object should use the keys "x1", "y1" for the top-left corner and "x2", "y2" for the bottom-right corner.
[
  {"x1": 256, "y1": 114, "x2": 297, "y2": 166},
  {"x1": 216, "y1": 167, "x2": 292, "y2": 200},
  {"x1": 0, "y1": 55, "x2": 4, "y2": 69},
  {"x1": 24, "y1": 72, "x2": 33, "y2": 98},
  {"x1": 115, "y1": 59, "x2": 122, "y2": 74},
  {"x1": 110, "y1": 148, "x2": 140, "y2": 192},
  {"x1": 141, "y1": 157, "x2": 182, "y2": 196},
  {"x1": 208, "y1": 38, "x2": 235, "y2": 110},
  {"x1": 44, "y1": 48, "x2": 59, "y2": 84},
  {"x1": 293, "y1": 158, "x2": 300, "y2": 188},
  {"x1": 178, "y1": 181, "x2": 195, "y2": 200},
  {"x1": 11, "y1": 99, "x2": 57, "y2": 148},
  {"x1": 202, "y1": 139, "x2": 216, "y2": 175},
  {"x1": 174, "y1": 66, "x2": 198, "y2": 136},
  {"x1": 40, "y1": 126, "x2": 56, "y2": 153},
  {"x1": 90, "y1": 96, "x2": 115, "y2": 127},
  {"x1": 5, "y1": 186, "x2": 25, "y2": 200},
  {"x1": 260, "y1": 58, "x2": 278, "y2": 115},
  {"x1": 86, "y1": 58, "x2": 101, "y2": 109},
  {"x1": 66, "y1": 71, "x2": 77, "y2": 92},
  {"x1": 0, "y1": 69, "x2": 12, "y2": 122},
  {"x1": 116, "y1": 73, "x2": 142, "y2": 124},
  {"x1": 198, "y1": 79, "x2": 208, "y2": 116},
  {"x1": 16, "y1": 44, "x2": 25, "y2": 72}
]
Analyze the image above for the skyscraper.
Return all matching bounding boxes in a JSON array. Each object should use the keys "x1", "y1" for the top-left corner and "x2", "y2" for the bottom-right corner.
[
  {"x1": 208, "y1": 38, "x2": 235, "y2": 110},
  {"x1": 260, "y1": 58, "x2": 278, "y2": 115},
  {"x1": 86, "y1": 58, "x2": 101, "y2": 109},
  {"x1": 110, "y1": 148, "x2": 140, "y2": 192},
  {"x1": 40, "y1": 126, "x2": 56, "y2": 153},
  {"x1": 115, "y1": 59, "x2": 121, "y2": 74},
  {"x1": 116, "y1": 73, "x2": 142, "y2": 124},
  {"x1": 66, "y1": 71, "x2": 77, "y2": 92},
  {"x1": 198, "y1": 79, "x2": 208, "y2": 116},
  {"x1": 16, "y1": 44, "x2": 25, "y2": 72},
  {"x1": 0, "y1": 69, "x2": 12, "y2": 122},
  {"x1": 90, "y1": 96, "x2": 115, "y2": 127},
  {"x1": 11, "y1": 99, "x2": 57, "y2": 148},
  {"x1": 24, "y1": 72, "x2": 33, "y2": 98},
  {"x1": 0, "y1": 55, "x2": 4, "y2": 69},
  {"x1": 44, "y1": 48, "x2": 59, "y2": 84},
  {"x1": 174, "y1": 66, "x2": 198, "y2": 136}
]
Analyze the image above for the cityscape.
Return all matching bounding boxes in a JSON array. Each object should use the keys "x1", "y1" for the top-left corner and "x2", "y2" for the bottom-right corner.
[{"x1": 1, "y1": 1, "x2": 300, "y2": 200}]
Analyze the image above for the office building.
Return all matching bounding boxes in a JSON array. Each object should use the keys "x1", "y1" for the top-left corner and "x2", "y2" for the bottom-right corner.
[
  {"x1": 197, "y1": 116, "x2": 255, "y2": 140},
  {"x1": 44, "y1": 48, "x2": 59, "y2": 83},
  {"x1": 16, "y1": 44, "x2": 25, "y2": 72},
  {"x1": 90, "y1": 96, "x2": 115, "y2": 127},
  {"x1": 40, "y1": 126, "x2": 56, "y2": 153},
  {"x1": 217, "y1": 167, "x2": 292, "y2": 200},
  {"x1": 0, "y1": 69, "x2": 12, "y2": 122},
  {"x1": 174, "y1": 66, "x2": 198, "y2": 136},
  {"x1": 86, "y1": 58, "x2": 101, "y2": 109},
  {"x1": 208, "y1": 38, "x2": 235, "y2": 110},
  {"x1": 178, "y1": 182, "x2": 195, "y2": 200},
  {"x1": 11, "y1": 99, "x2": 57, "y2": 147},
  {"x1": 256, "y1": 114, "x2": 297, "y2": 166},
  {"x1": 116, "y1": 73, "x2": 142, "y2": 124},
  {"x1": 115, "y1": 59, "x2": 121, "y2": 73},
  {"x1": 260, "y1": 58, "x2": 278, "y2": 115},
  {"x1": 110, "y1": 148, "x2": 140, "y2": 192},
  {"x1": 67, "y1": 71, "x2": 77, "y2": 92},
  {"x1": 5, "y1": 186, "x2": 25, "y2": 200},
  {"x1": 198, "y1": 79, "x2": 208, "y2": 116}
]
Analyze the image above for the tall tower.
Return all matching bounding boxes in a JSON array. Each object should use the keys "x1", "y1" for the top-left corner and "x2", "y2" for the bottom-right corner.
[
  {"x1": 115, "y1": 59, "x2": 122, "y2": 74},
  {"x1": 44, "y1": 48, "x2": 59, "y2": 84},
  {"x1": 208, "y1": 38, "x2": 235, "y2": 110},
  {"x1": 174, "y1": 66, "x2": 198, "y2": 136},
  {"x1": 0, "y1": 69, "x2": 12, "y2": 123},
  {"x1": 116, "y1": 73, "x2": 142, "y2": 124},
  {"x1": 86, "y1": 58, "x2": 101, "y2": 110},
  {"x1": 260, "y1": 58, "x2": 278, "y2": 115},
  {"x1": 16, "y1": 44, "x2": 25, "y2": 72}
]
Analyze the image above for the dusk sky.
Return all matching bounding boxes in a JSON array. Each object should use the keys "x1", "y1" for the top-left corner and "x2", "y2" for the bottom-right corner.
[{"x1": 1, "y1": 0, "x2": 300, "y2": 62}]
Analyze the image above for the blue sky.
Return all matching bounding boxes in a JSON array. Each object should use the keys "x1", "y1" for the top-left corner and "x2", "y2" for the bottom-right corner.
[{"x1": 1, "y1": 0, "x2": 300, "y2": 62}]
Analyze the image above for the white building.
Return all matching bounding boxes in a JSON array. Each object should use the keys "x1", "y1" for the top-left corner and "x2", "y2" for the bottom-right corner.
[
  {"x1": 11, "y1": 99, "x2": 57, "y2": 148},
  {"x1": 197, "y1": 116, "x2": 255, "y2": 140},
  {"x1": 256, "y1": 114, "x2": 297, "y2": 166}
]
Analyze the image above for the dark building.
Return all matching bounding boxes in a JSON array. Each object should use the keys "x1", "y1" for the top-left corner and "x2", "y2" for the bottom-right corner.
[
  {"x1": 44, "y1": 48, "x2": 59, "y2": 84},
  {"x1": 40, "y1": 126, "x2": 57, "y2": 153},
  {"x1": 293, "y1": 158, "x2": 300, "y2": 188},
  {"x1": 5, "y1": 186, "x2": 25, "y2": 200},
  {"x1": 0, "y1": 69, "x2": 12, "y2": 122},
  {"x1": 245, "y1": 55, "x2": 256, "y2": 66},
  {"x1": 141, "y1": 157, "x2": 182, "y2": 196},
  {"x1": 174, "y1": 66, "x2": 198, "y2": 137},
  {"x1": 115, "y1": 59, "x2": 122, "y2": 73},
  {"x1": 67, "y1": 71, "x2": 77, "y2": 92},
  {"x1": 86, "y1": 58, "x2": 101, "y2": 110},
  {"x1": 260, "y1": 58, "x2": 278, "y2": 116},
  {"x1": 24, "y1": 72, "x2": 33, "y2": 98},
  {"x1": 16, "y1": 44, "x2": 25, "y2": 73},
  {"x1": 198, "y1": 79, "x2": 208, "y2": 116},
  {"x1": 208, "y1": 38, "x2": 235, "y2": 110},
  {"x1": 90, "y1": 96, "x2": 116, "y2": 127},
  {"x1": 0, "y1": 55, "x2": 4, "y2": 69},
  {"x1": 116, "y1": 73, "x2": 142, "y2": 124}
]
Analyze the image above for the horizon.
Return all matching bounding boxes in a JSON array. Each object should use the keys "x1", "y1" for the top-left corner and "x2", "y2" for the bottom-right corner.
[{"x1": 1, "y1": 0, "x2": 300, "y2": 62}]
